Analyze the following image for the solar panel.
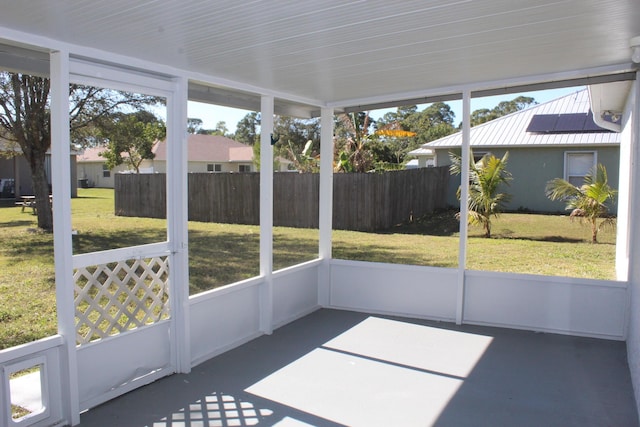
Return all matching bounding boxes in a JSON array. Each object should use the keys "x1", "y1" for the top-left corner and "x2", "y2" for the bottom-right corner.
[
  {"x1": 584, "y1": 111, "x2": 607, "y2": 131},
  {"x1": 526, "y1": 114, "x2": 558, "y2": 133},
  {"x1": 554, "y1": 113, "x2": 587, "y2": 132},
  {"x1": 527, "y1": 112, "x2": 610, "y2": 133}
]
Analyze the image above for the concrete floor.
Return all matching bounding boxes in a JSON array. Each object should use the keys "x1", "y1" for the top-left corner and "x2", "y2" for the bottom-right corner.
[{"x1": 79, "y1": 309, "x2": 638, "y2": 427}]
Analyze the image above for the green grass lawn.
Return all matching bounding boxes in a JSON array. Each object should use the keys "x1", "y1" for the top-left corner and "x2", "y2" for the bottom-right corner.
[{"x1": 0, "y1": 188, "x2": 617, "y2": 349}]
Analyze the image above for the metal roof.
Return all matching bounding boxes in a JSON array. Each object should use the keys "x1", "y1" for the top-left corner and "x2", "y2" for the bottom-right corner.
[
  {"x1": 409, "y1": 147, "x2": 436, "y2": 156},
  {"x1": 0, "y1": 1, "x2": 639, "y2": 115},
  {"x1": 420, "y1": 89, "x2": 620, "y2": 150}
]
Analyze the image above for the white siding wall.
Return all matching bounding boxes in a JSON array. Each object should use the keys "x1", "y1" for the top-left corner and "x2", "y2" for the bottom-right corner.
[
  {"x1": 189, "y1": 279, "x2": 262, "y2": 367},
  {"x1": 77, "y1": 162, "x2": 129, "y2": 188},
  {"x1": 76, "y1": 323, "x2": 172, "y2": 411},
  {"x1": 464, "y1": 270, "x2": 627, "y2": 339},
  {"x1": 328, "y1": 260, "x2": 627, "y2": 340},
  {"x1": 273, "y1": 261, "x2": 321, "y2": 328},
  {"x1": 625, "y1": 79, "x2": 640, "y2": 416},
  {"x1": 142, "y1": 160, "x2": 253, "y2": 173},
  {"x1": 188, "y1": 262, "x2": 321, "y2": 367},
  {"x1": 329, "y1": 260, "x2": 458, "y2": 322}
]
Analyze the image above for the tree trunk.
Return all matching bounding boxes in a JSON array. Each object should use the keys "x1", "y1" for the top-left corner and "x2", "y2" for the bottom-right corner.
[
  {"x1": 591, "y1": 218, "x2": 598, "y2": 244},
  {"x1": 29, "y1": 150, "x2": 53, "y2": 231},
  {"x1": 5, "y1": 73, "x2": 53, "y2": 231}
]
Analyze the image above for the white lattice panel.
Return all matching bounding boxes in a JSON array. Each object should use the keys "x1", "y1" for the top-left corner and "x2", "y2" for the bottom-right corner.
[{"x1": 74, "y1": 256, "x2": 170, "y2": 345}]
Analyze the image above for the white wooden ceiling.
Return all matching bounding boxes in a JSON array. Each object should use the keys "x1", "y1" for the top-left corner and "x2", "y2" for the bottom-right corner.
[{"x1": 0, "y1": 0, "x2": 638, "y2": 111}]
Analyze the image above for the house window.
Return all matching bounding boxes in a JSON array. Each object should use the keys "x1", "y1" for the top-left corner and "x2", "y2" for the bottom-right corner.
[
  {"x1": 102, "y1": 164, "x2": 111, "y2": 178},
  {"x1": 207, "y1": 164, "x2": 222, "y2": 172},
  {"x1": 239, "y1": 165, "x2": 251, "y2": 172},
  {"x1": 565, "y1": 151, "x2": 596, "y2": 186},
  {"x1": 473, "y1": 151, "x2": 489, "y2": 163}
]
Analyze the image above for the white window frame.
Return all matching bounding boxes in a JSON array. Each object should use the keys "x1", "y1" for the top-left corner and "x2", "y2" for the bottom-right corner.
[
  {"x1": 564, "y1": 151, "x2": 597, "y2": 186},
  {"x1": 473, "y1": 151, "x2": 489, "y2": 163},
  {"x1": 239, "y1": 164, "x2": 251, "y2": 172},
  {"x1": 102, "y1": 163, "x2": 111, "y2": 178},
  {"x1": 207, "y1": 163, "x2": 221, "y2": 172}
]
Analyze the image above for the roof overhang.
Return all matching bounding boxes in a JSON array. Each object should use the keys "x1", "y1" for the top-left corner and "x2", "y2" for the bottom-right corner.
[
  {"x1": 188, "y1": 82, "x2": 320, "y2": 118},
  {"x1": 0, "y1": 2, "x2": 639, "y2": 116},
  {"x1": 589, "y1": 80, "x2": 635, "y2": 132}
]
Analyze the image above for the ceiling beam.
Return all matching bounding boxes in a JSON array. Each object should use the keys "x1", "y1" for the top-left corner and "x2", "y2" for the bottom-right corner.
[
  {"x1": 188, "y1": 82, "x2": 317, "y2": 118},
  {"x1": 337, "y1": 65, "x2": 638, "y2": 113}
]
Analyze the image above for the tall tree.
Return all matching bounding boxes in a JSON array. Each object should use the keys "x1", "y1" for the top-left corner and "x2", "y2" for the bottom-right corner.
[
  {"x1": 406, "y1": 103, "x2": 456, "y2": 146},
  {"x1": 287, "y1": 140, "x2": 319, "y2": 173},
  {"x1": 273, "y1": 116, "x2": 320, "y2": 162},
  {"x1": 375, "y1": 103, "x2": 456, "y2": 166},
  {"x1": 0, "y1": 71, "x2": 162, "y2": 231},
  {"x1": 378, "y1": 105, "x2": 417, "y2": 126},
  {"x1": 374, "y1": 105, "x2": 419, "y2": 165},
  {"x1": 470, "y1": 95, "x2": 536, "y2": 127},
  {"x1": 0, "y1": 74, "x2": 52, "y2": 229},
  {"x1": 99, "y1": 112, "x2": 165, "y2": 173},
  {"x1": 334, "y1": 112, "x2": 376, "y2": 173},
  {"x1": 187, "y1": 117, "x2": 203, "y2": 134},
  {"x1": 234, "y1": 112, "x2": 260, "y2": 146},
  {"x1": 208, "y1": 121, "x2": 229, "y2": 136}
]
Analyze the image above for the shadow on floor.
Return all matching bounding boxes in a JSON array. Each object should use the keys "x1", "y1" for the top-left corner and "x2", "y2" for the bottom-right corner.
[{"x1": 79, "y1": 309, "x2": 638, "y2": 427}]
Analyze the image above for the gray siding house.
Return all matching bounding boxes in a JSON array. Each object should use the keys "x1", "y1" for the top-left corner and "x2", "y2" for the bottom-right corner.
[
  {"x1": 409, "y1": 89, "x2": 620, "y2": 213},
  {"x1": 0, "y1": 142, "x2": 78, "y2": 198}
]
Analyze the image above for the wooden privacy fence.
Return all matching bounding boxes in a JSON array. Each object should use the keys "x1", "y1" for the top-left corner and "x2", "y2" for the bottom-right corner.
[{"x1": 115, "y1": 167, "x2": 450, "y2": 231}]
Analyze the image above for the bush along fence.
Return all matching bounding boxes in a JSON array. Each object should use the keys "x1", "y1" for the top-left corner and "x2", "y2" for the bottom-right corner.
[{"x1": 114, "y1": 167, "x2": 450, "y2": 232}]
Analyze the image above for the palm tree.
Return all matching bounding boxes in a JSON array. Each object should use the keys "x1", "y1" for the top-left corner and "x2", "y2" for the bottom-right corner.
[
  {"x1": 545, "y1": 164, "x2": 616, "y2": 243},
  {"x1": 450, "y1": 150, "x2": 512, "y2": 238},
  {"x1": 334, "y1": 112, "x2": 375, "y2": 173}
]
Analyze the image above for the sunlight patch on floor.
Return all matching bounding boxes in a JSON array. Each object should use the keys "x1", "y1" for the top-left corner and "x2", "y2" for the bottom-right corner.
[
  {"x1": 152, "y1": 392, "x2": 273, "y2": 427},
  {"x1": 246, "y1": 317, "x2": 494, "y2": 427},
  {"x1": 324, "y1": 316, "x2": 494, "y2": 378}
]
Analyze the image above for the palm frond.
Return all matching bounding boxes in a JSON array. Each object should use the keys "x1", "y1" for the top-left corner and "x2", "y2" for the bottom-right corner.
[
  {"x1": 448, "y1": 150, "x2": 463, "y2": 176},
  {"x1": 545, "y1": 178, "x2": 581, "y2": 201},
  {"x1": 546, "y1": 163, "x2": 617, "y2": 243}
]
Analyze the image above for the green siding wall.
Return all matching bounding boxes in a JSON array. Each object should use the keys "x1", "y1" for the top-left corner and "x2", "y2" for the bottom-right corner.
[{"x1": 435, "y1": 146, "x2": 620, "y2": 214}]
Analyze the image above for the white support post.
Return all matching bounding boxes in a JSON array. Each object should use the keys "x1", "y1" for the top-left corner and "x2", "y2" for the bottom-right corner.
[
  {"x1": 50, "y1": 50, "x2": 80, "y2": 426},
  {"x1": 318, "y1": 107, "x2": 334, "y2": 307},
  {"x1": 259, "y1": 95, "x2": 274, "y2": 334},
  {"x1": 625, "y1": 77, "x2": 640, "y2": 337},
  {"x1": 456, "y1": 90, "x2": 471, "y2": 325},
  {"x1": 166, "y1": 77, "x2": 191, "y2": 373}
]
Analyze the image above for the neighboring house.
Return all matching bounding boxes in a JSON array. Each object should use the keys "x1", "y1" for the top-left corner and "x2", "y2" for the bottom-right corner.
[
  {"x1": 78, "y1": 134, "x2": 292, "y2": 188},
  {"x1": 408, "y1": 89, "x2": 620, "y2": 213},
  {"x1": 76, "y1": 146, "x2": 130, "y2": 188},
  {"x1": 145, "y1": 134, "x2": 257, "y2": 174},
  {"x1": 0, "y1": 140, "x2": 78, "y2": 198},
  {"x1": 405, "y1": 148, "x2": 435, "y2": 168}
]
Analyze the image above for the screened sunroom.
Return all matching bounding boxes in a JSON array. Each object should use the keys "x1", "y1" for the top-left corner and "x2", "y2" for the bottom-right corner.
[{"x1": 1, "y1": 1, "x2": 640, "y2": 426}]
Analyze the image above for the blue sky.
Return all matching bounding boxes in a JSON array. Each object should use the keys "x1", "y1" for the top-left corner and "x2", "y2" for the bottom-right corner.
[{"x1": 187, "y1": 86, "x2": 585, "y2": 133}]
